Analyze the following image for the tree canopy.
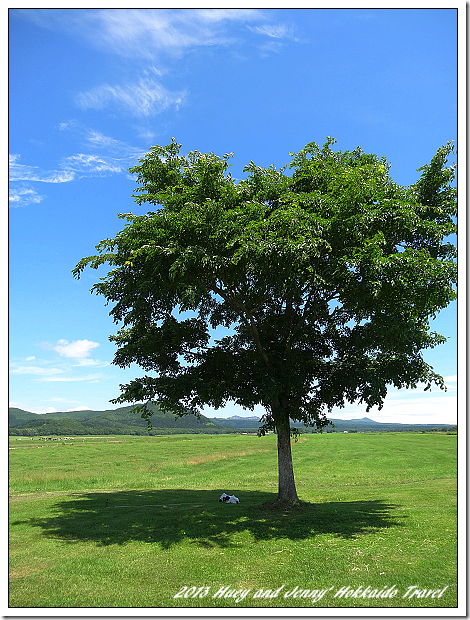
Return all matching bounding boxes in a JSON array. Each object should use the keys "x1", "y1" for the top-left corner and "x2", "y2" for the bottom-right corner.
[{"x1": 74, "y1": 137, "x2": 457, "y2": 501}]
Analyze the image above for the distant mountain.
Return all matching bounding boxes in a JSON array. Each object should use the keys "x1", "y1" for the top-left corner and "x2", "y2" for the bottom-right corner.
[
  {"x1": 8, "y1": 407, "x2": 39, "y2": 427},
  {"x1": 9, "y1": 404, "x2": 238, "y2": 436},
  {"x1": 227, "y1": 415, "x2": 260, "y2": 420},
  {"x1": 211, "y1": 415, "x2": 455, "y2": 433},
  {"x1": 211, "y1": 417, "x2": 262, "y2": 430}
]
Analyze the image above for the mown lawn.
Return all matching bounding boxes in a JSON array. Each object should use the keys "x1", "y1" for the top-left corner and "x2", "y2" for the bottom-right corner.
[{"x1": 9, "y1": 432, "x2": 458, "y2": 610}]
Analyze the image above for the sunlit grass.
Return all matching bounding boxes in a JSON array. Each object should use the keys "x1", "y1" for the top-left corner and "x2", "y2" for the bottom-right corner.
[{"x1": 9, "y1": 432, "x2": 457, "y2": 608}]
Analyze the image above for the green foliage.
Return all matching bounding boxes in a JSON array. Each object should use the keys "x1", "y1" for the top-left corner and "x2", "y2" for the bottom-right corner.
[{"x1": 73, "y1": 138, "x2": 456, "y2": 499}]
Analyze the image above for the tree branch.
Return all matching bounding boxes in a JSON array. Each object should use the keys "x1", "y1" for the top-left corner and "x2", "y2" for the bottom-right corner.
[{"x1": 211, "y1": 280, "x2": 272, "y2": 370}]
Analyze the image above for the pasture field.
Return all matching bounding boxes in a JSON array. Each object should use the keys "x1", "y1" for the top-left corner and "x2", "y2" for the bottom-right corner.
[{"x1": 9, "y1": 432, "x2": 457, "y2": 610}]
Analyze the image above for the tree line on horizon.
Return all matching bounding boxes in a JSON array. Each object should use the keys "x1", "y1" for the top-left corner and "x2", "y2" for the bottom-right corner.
[{"x1": 9, "y1": 406, "x2": 456, "y2": 437}]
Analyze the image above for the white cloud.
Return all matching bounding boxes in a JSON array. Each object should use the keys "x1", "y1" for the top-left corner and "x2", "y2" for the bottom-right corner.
[
  {"x1": 9, "y1": 154, "x2": 75, "y2": 183},
  {"x1": 9, "y1": 124, "x2": 143, "y2": 206},
  {"x1": 81, "y1": 8, "x2": 263, "y2": 59},
  {"x1": 13, "y1": 405, "x2": 58, "y2": 414},
  {"x1": 9, "y1": 187, "x2": 45, "y2": 208},
  {"x1": 329, "y1": 390, "x2": 457, "y2": 426},
  {"x1": 76, "y1": 76, "x2": 186, "y2": 117},
  {"x1": 9, "y1": 357, "x2": 105, "y2": 385},
  {"x1": 12, "y1": 405, "x2": 56, "y2": 414},
  {"x1": 134, "y1": 127, "x2": 160, "y2": 142},
  {"x1": 48, "y1": 339, "x2": 101, "y2": 359},
  {"x1": 24, "y1": 399, "x2": 92, "y2": 413},
  {"x1": 85, "y1": 129, "x2": 129, "y2": 150},
  {"x1": 43, "y1": 373, "x2": 102, "y2": 383},
  {"x1": 62, "y1": 153, "x2": 123, "y2": 175},
  {"x1": 9, "y1": 364, "x2": 63, "y2": 376},
  {"x1": 18, "y1": 8, "x2": 280, "y2": 61},
  {"x1": 194, "y1": 9, "x2": 264, "y2": 23},
  {"x1": 249, "y1": 24, "x2": 295, "y2": 39},
  {"x1": 17, "y1": 9, "x2": 300, "y2": 123},
  {"x1": 17, "y1": 406, "x2": 59, "y2": 414},
  {"x1": 66, "y1": 406, "x2": 92, "y2": 412},
  {"x1": 9, "y1": 150, "x2": 128, "y2": 187},
  {"x1": 258, "y1": 41, "x2": 284, "y2": 56},
  {"x1": 74, "y1": 358, "x2": 110, "y2": 367},
  {"x1": 60, "y1": 121, "x2": 145, "y2": 165},
  {"x1": 443, "y1": 374, "x2": 457, "y2": 383}
]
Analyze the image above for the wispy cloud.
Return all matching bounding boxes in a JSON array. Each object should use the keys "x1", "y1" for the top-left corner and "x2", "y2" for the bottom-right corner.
[
  {"x1": 74, "y1": 358, "x2": 110, "y2": 368},
  {"x1": 248, "y1": 23, "x2": 296, "y2": 39},
  {"x1": 258, "y1": 41, "x2": 285, "y2": 57},
  {"x1": 84, "y1": 129, "x2": 133, "y2": 150},
  {"x1": 247, "y1": 21, "x2": 300, "y2": 57},
  {"x1": 9, "y1": 354, "x2": 105, "y2": 385},
  {"x1": 61, "y1": 153, "x2": 123, "y2": 175},
  {"x1": 9, "y1": 154, "x2": 75, "y2": 183},
  {"x1": 10, "y1": 149, "x2": 131, "y2": 186},
  {"x1": 196, "y1": 9, "x2": 264, "y2": 22},
  {"x1": 10, "y1": 362, "x2": 103, "y2": 383},
  {"x1": 76, "y1": 75, "x2": 186, "y2": 117},
  {"x1": 85, "y1": 8, "x2": 267, "y2": 59},
  {"x1": 17, "y1": 9, "x2": 300, "y2": 119},
  {"x1": 18, "y1": 8, "x2": 263, "y2": 59},
  {"x1": 43, "y1": 373, "x2": 102, "y2": 383},
  {"x1": 9, "y1": 187, "x2": 45, "y2": 208},
  {"x1": 18, "y1": 8, "x2": 299, "y2": 62},
  {"x1": 9, "y1": 364, "x2": 63, "y2": 376},
  {"x1": 59, "y1": 121, "x2": 145, "y2": 162},
  {"x1": 9, "y1": 123, "x2": 146, "y2": 206}
]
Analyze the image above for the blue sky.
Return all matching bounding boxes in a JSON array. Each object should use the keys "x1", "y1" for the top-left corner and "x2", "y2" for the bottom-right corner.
[{"x1": 9, "y1": 8, "x2": 461, "y2": 424}]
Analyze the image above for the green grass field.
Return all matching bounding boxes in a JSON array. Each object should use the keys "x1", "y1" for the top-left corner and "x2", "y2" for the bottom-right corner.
[{"x1": 9, "y1": 432, "x2": 457, "y2": 610}]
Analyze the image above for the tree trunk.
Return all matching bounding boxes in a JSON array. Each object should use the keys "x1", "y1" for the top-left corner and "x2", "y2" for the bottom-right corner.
[{"x1": 276, "y1": 415, "x2": 299, "y2": 502}]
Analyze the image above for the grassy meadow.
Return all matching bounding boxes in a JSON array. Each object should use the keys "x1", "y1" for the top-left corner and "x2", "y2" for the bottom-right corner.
[{"x1": 9, "y1": 431, "x2": 457, "y2": 610}]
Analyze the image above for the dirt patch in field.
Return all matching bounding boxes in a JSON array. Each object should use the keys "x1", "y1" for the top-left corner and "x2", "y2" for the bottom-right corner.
[
  {"x1": 9, "y1": 490, "x2": 85, "y2": 502},
  {"x1": 9, "y1": 563, "x2": 50, "y2": 579}
]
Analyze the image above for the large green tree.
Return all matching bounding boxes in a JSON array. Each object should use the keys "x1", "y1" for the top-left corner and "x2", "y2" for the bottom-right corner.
[{"x1": 74, "y1": 137, "x2": 456, "y2": 502}]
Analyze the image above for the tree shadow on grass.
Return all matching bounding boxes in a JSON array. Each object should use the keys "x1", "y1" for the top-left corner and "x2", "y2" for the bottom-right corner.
[{"x1": 12, "y1": 489, "x2": 405, "y2": 550}]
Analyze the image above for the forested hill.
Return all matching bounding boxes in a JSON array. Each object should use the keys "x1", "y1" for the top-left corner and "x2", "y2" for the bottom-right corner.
[
  {"x1": 9, "y1": 405, "x2": 455, "y2": 436},
  {"x1": 8, "y1": 404, "x2": 238, "y2": 436}
]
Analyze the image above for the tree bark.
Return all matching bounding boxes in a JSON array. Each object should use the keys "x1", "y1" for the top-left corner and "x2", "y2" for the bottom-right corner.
[{"x1": 275, "y1": 407, "x2": 299, "y2": 502}]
